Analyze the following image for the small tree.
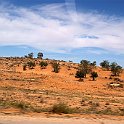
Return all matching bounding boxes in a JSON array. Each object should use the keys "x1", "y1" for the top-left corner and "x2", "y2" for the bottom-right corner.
[
  {"x1": 110, "y1": 62, "x2": 123, "y2": 76},
  {"x1": 80, "y1": 60, "x2": 90, "y2": 65},
  {"x1": 37, "y1": 52, "x2": 43, "y2": 59},
  {"x1": 100, "y1": 60, "x2": 110, "y2": 70},
  {"x1": 27, "y1": 61, "x2": 35, "y2": 69},
  {"x1": 39, "y1": 61, "x2": 48, "y2": 69},
  {"x1": 75, "y1": 70, "x2": 85, "y2": 81},
  {"x1": 52, "y1": 62, "x2": 60, "y2": 73},
  {"x1": 24, "y1": 55, "x2": 28, "y2": 58},
  {"x1": 91, "y1": 71, "x2": 98, "y2": 81},
  {"x1": 28, "y1": 53, "x2": 33, "y2": 59},
  {"x1": 90, "y1": 61, "x2": 96, "y2": 67},
  {"x1": 80, "y1": 60, "x2": 92, "y2": 78}
]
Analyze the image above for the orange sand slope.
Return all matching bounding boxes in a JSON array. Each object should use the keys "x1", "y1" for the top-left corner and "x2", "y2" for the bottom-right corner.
[{"x1": 0, "y1": 57, "x2": 124, "y2": 117}]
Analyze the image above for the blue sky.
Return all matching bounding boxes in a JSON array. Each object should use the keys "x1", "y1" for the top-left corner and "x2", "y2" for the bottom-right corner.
[
  {"x1": 0, "y1": 0, "x2": 124, "y2": 67},
  {"x1": 77, "y1": 0, "x2": 124, "y2": 16}
]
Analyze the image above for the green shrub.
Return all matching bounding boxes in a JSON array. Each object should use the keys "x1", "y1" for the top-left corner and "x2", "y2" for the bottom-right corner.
[
  {"x1": 80, "y1": 60, "x2": 92, "y2": 78},
  {"x1": 13, "y1": 102, "x2": 28, "y2": 110},
  {"x1": 110, "y1": 62, "x2": 123, "y2": 76},
  {"x1": 27, "y1": 61, "x2": 35, "y2": 69},
  {"x1": 51, "y1": 103, "x2": 73, "y2": 114},
  {"x1": 0, "y1": 100, "x2": 30, "y2": 111},
  {"x1": 100, "y1": 60, "x2": 110, "y2": 70},
  {"x1": 39, "y1": 61, "x2": 48, "y2": 68},
  {"x1": 52, "y1": 62, "x2": 60, "y2": 73},
  {"x1": 97, "y1": 107, "x2": 115, "y2": 115},
  {"x1": 75, "y1": 70, "x2": 85, "y2": 81},
  {"x1": 91, "y1": 71, "x2": 98, "y2": 81}
]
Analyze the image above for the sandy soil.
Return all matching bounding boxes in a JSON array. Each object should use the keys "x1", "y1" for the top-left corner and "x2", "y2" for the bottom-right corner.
[
  {"x1": 0, "y1": 115, "x2": 124, "y2": 124},
  {"x1": 0, "y1": 57, "x2": 124, "y2": 120}
]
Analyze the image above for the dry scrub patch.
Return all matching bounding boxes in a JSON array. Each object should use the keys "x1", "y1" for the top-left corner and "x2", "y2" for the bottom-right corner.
[{"x1": 0, "y1": 58, "x2": 124, "y2": 117}]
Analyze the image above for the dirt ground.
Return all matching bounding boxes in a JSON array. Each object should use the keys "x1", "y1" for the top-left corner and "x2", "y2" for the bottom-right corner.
[
  {"x1": 0, "y1": 115, "x2": 124, "y2": 124},
  {"x1": 0, "y1": 57, "x2": 124, "y2": 120}
]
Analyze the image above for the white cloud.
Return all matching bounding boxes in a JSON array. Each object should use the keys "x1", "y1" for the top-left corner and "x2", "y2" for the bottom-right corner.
[{"x1": 0, "y1": 3, "x2": 124, "y2": 54}]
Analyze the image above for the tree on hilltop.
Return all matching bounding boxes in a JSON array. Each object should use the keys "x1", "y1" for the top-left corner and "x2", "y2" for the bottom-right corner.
[
  {"x1": 110, "y1": 62, "x2": 123, "y2": 76},
  {"x1": 28, "y1": 53, "x2": 34, "y2": 59},
  {"x1": 100, "y1": 60, "x2": 110, "y2": 70},
  {"x1": 79, "y1": 60, "x2": 92, "y2": 78},
  {"x1": 90, "y1": 61, "x2": 96, "y2": 67},
  {"x1": 37, "y1": 52, "x2": 43, "y2": 59}
]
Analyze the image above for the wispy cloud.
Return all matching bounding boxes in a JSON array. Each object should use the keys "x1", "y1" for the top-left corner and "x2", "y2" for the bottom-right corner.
[{"x1": 0, "y1": 2, "x2": 124, "y2": 54}]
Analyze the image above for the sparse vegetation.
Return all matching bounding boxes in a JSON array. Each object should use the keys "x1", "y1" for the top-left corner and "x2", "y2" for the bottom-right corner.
[
  {"x1": 100, "y1": 60, "x2": 110, "y2": 70},
  {"x1": 79, "y1": 60, "x2": 92, "y2": 78},
  {"x1": 110, "y1": 62, "x2": 123, "y2": 76},
  {"x1": 78, "y1": 60, "x2": 92, "y2": 78},
  {"x1": 39, "y1": 61, "x2": 48, "y2": 69},
  {"x1": 0, "y1": 100, "x2": 30, "y2": 111},
  {"x1": 90, "y1": 61, "x2": 96, "y2": 68},
  {"x1": 37, "y1": 52, "x2": 43, "y2": 59},
  {"x1": 27, "y1": 52, "x2": 34, "y2": 59},
  {"x1": 52, "y1": 62, "x2": 60, "y2": 73},
  {"x1": 75, "y1": 70, "x2": 85, "y2": 81},
  {"x1": 51, "y1": 103, "x2": 74, "y2": 114},
  {"x1": 91, "y1": 71, "x2": 98, "y2": 81},
  {"x1": 27, "y1": 61, "x2": 35, "y2": 69},
  {"x1": 0, "y1": 56, "x2": 123, "y2": 117},
  {"x1": 13, "y1": 101, "x2": 29, "y2": 110}
]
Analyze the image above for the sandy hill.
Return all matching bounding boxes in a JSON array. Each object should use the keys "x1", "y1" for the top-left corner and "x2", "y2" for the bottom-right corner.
[{"x1": 0, "y1": 57, "x2": 124, "y2": 117}]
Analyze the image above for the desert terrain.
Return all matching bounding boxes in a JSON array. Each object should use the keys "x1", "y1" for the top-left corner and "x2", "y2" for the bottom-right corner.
[
  {"x1": 0, "y1": 57, "x2": 124, "y2": 123},
  {"x1": 1, "y1": 114, "x2": 124, "y2": 124}
]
